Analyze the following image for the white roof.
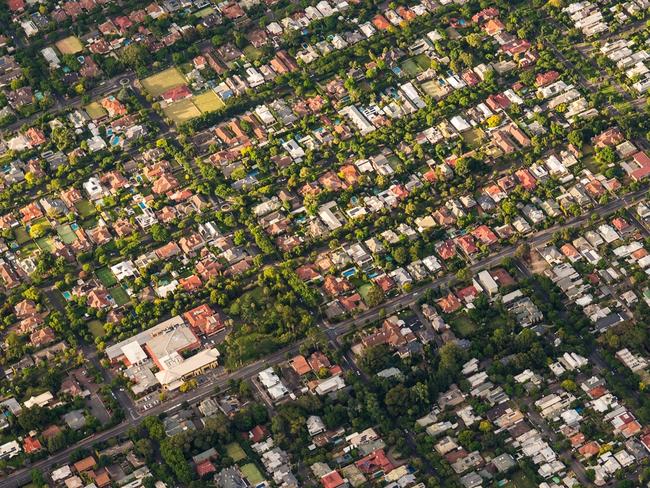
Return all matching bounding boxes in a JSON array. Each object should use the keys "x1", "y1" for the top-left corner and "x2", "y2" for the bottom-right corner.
[
  {"x1": 24, "y1": 391, "x2": 53, "y2": 409},
  {"x1": 121, "y1": 342, "x2": 147, "y2": 365}
]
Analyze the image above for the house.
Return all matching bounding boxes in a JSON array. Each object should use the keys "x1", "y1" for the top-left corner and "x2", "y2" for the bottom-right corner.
[
  {"x1": 100, "y1": 96, "x2": 127, "y2": 118},
  {"x1": 355, "y1": 449, "x2": 394, "y2": 476},
  {"x1": 74, "y1": 456, "x2": 97, "y2": 473},
  {"x1": 289, "y1": 355, "x2": 311, "y2": 375},
  {"x1": 162, "y1": 85, "x2": 192, "y2": 103},
  {"x1": 321, "y1": 470, "x2": 345, "y2": 488},
  {"x1": 183, "y1": 304, "x2": 226, "y2": 336}
]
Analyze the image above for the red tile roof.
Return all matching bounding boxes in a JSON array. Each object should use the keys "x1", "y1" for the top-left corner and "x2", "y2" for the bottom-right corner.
[
  {"x1": 355, "y1": 449, "x2": 394, "y2": 475},
  {"x1": 321, "y1": 470, "x2": 345, "y2": 488}
]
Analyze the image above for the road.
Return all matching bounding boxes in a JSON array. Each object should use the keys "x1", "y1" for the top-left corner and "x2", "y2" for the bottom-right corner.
[
  {"x1": 0, "y1": 187, "x2": 645, "y2": 487},
  {"x1": 4, "y1": 73, "x2": 137, "y2": 132}
]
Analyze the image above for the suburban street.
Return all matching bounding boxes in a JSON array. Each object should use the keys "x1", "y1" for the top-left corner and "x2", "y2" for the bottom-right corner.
[{"x1": 0, "y1": 186, "x2": 645, "y2": 488}]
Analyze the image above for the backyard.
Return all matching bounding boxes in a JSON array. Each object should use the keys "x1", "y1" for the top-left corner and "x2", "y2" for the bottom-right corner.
[
  {"x1": 96, "y1": 267, "x2": 117, "y2": 287},
  {"x1": 449, "y1": 313, "x2": 478, "y2": 337},
  {"x1": 109, "y1": 286, "x2": 130, "y2": 307}
]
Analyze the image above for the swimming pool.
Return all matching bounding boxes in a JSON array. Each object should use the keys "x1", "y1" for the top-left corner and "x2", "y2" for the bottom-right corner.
[
  {"x1": 70, "y1": 223, "x2": 79, "y2": 231},
  {"x1": 342, "y1": 268, "x2": 357, "y2": 278},
  {"x1": 62, "y1": 291, "x2": 72, "y2": 300}
]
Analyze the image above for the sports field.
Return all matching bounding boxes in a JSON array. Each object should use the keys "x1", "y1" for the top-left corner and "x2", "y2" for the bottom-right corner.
[
  {"x1": 163, "y1": 99, "x2": 202, "y2": 124},
  {"x1": 56, "y1": 36, "x2": 83, "y2": 54},
  {"x1": 226, "y1": 442, "x2": 246, "y2": 462},
  {"x1": 57, "y1": 224, "x2": 77, "y2": 244},
  {"x1": 241, "y1": 464, "x2": 264, "y2": 485},
  {"x1": 84, "y1": 102, "x2": 107, "y2": 120},
  {"x1": 193, "y1": 91, "x2": 225, "y2": 113},
  {"x1": 141, "y1": 68, "x2": 187, "y2": 97}
]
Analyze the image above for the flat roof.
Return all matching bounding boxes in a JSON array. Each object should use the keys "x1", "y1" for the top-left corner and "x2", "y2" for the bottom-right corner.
[{"x1": 105, "y1": 315, "x2": 185, "y2": 360}]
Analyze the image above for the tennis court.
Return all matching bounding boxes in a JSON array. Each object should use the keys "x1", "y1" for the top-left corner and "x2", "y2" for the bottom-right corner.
[
  {"x1": 241, "y1": 464, "x2": 264, "y2": 485},
  {"x1": 57, "y1": 224, "x2": 77, "y2": 244},
  {"x1": 226, "y1": 442, "x2": 246, "y2": 462},
  {"x1": 141, "y1": 67, "x2": 187, "y2": 97},
  {"x1": 96, "y1": 267, "x2": 117, "y2": 287}
]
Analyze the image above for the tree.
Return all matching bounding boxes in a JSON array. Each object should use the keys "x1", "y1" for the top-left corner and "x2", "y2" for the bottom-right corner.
[
  {"x1": 486, "y1": 114, "x2": 502, "y2": 128},
  {"x1": 135, "y1": 439, "x2": 154, "y2": 461},
  {"x1": 561, "y1": 379, "x2": 577, "y2": 392},
  {"x1": 364, "y1": 284, "x2": 384, "y2": 307},
  {"x1": 150, "y1": 224, "x2": 170, "y2": 242},
  {"x1": 359, "y1": 344, "x2": 392, "y2": 374},
  {"x1": 595, "y1": 146, "x2": 616, "y2": 165},
  {"x1": 29, "y1": 222, "x2": 49, "y2": 239},
  {"x1": 121, "y1": 44, "x2": 151, "y2": 69},
  {"x1": 160, "y1": 438, "x2": 193, "y2": 484},
  {"x1": 31, "y1": 469, "x2": 46, "y2": 487},
  {"x1": 385, "y1": 384, "x2": 411, "y2": 416},
  {"x1": 515, "y1": 242, "x2": 530, "y2": 260}
]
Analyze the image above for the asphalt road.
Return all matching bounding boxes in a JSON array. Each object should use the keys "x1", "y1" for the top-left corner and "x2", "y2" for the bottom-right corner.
[
  {"x1": 4, "y1": 72, "x2": 137, "y2": 132},
  {"x1": 0, "y1": 188, "x2": 646, "y2": 488}
]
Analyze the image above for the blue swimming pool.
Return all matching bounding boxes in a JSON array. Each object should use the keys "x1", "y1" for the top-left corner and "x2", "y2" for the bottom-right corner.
[{"x1": 342, "y1": 268, "x2": 357, "y2": 278}]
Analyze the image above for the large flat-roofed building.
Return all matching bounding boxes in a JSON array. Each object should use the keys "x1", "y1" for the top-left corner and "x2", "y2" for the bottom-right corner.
[
  {"x1": 156, "y1": 348, "x2": 220, "y2": 391},
  {"x1": 105, "y1": 315, "x2": 186, "y2": 364},
  {"x1": 144, "y1": 325, "x2": 200, "y2": 369}
]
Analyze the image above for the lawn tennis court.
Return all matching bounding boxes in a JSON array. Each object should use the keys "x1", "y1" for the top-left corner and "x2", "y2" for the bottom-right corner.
[{"x1": 141, "y1": 68, "x2": 187, "y2": 97}]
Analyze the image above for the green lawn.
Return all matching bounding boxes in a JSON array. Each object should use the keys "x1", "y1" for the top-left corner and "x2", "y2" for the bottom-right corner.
[
  {"x1": 96, "y1": 267, "x2": 117, "y2": 287},
  {"x1": 88, "y1": 320, "x2": 106, "y2": 339},
  {"x1": 358, "y1": 283, "x2": 375, "y2": 304},
  {"x1": 75, "y1": 199, "x2": 96, "y2": 218},
  {"x1": 400, "y1": 59, "x2": 421, "y2": 77},
  {"x1": 463, "y1": 128, "x2": 486, "y2": 149},
  {"x1": 141, "y1": 67, "x2": 187, "y2": 98},
  {"x1": 195, "y1": 6, "x2": 215, "y2": 17},
  {"x1": 36, "y1": 237, "x2": 55, "y2": 252},
  {"x1": 511, "y1": 471, "x2": 537, "y2": 488},
  {"x1": 109, "y1": 286, "x2": 130, "y2": 307},
  {"x1": 243, "y1": 45, "x2": 264, "y2": 61},
  {"x1": 449, "y1": 313, "x2": 478, "y2": 337},
  {"x1": 226, "y1": 442, "x2": 247, "y2": 462},
  {"x1": 241, "y1": 464, "x2": 264, "y2": 485},
  {"x1": 57, "y1": 224, "x2": 77, "y2": 244},
  {"x1": 413, "y1": 53, "x2": 432, "y2": 70},
  {"x1": 14, "y1": 227, "x2": 31, "y2": 245}
]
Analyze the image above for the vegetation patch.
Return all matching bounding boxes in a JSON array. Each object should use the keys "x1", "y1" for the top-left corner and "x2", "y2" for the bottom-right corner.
[
  {"x1": 243, "y1": 45, "x2": 264, "y2": 61},
  {"x1": 88, "y1": 320, "x2": 106, "y2": 339},
  {"x1": 75, "y1": 199, "x2": 96, "y2": 218},
  {"x1": 194, "y1": 6, "x2": 215, "y2": 17},
  {"x1": 57, "y1": 224, "x2": 77, "y2": 244},
  {"x1": 463, "y1": 128, "x2": 486, "y2": 149},
  {"x1": 14, "y1": 227, "x2": 31, "y2": 245},
  {"x1": 449, "y1": 313, "x2": 478, "y2": 337}
]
